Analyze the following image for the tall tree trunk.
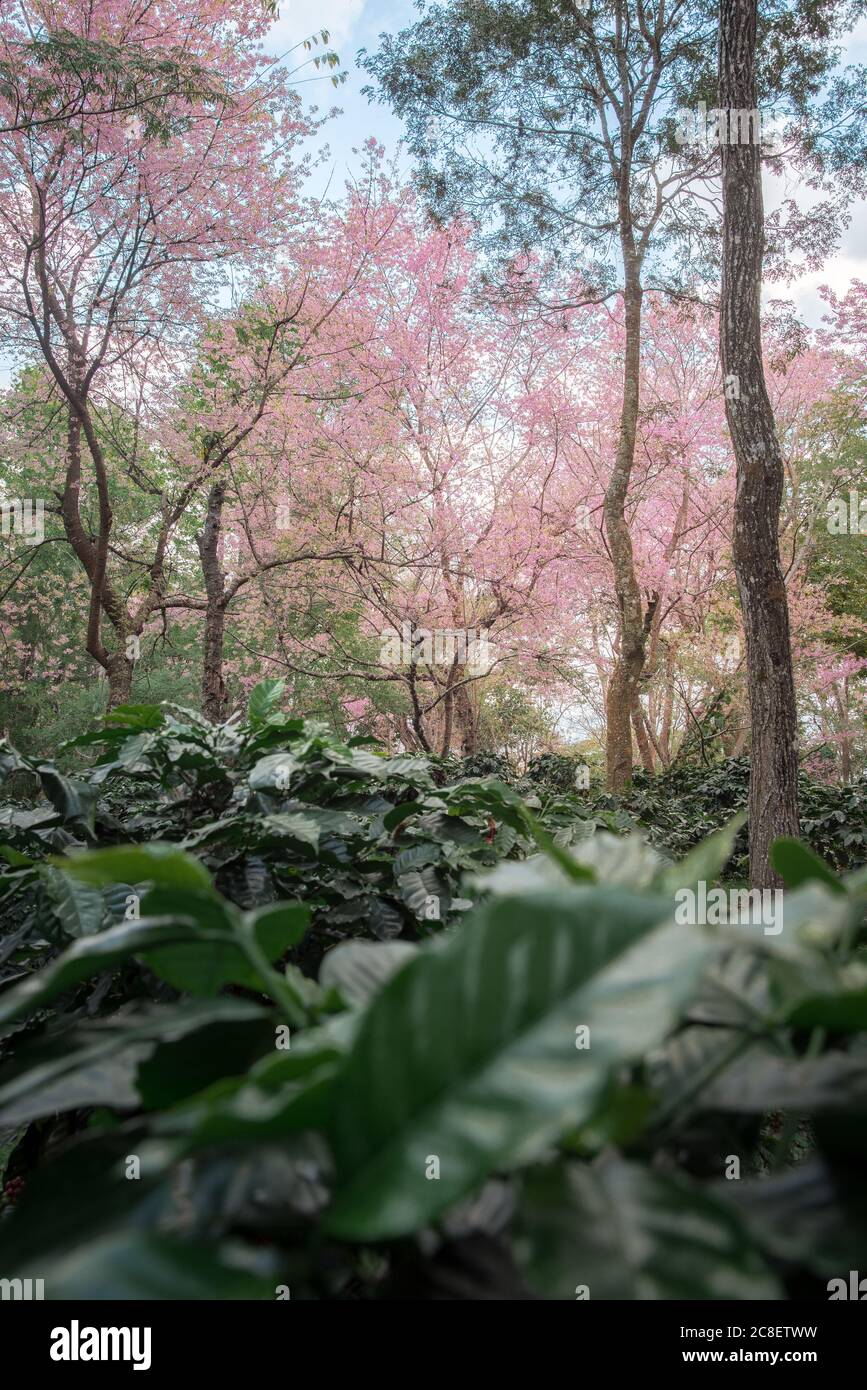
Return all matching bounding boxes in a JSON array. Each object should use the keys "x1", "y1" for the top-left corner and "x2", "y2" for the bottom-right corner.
[
  {"x1": 106, "y1": 650, "x2": 134, "y2": 708},
  {"x1": 719, "y1": 0, "x2": 800, "y2": 886},
  {"x1": 59, "y1": 344, "x2": 152, "y2": 710},
  {"x1": 455, "y1": 681, "x2": 477, "y2": 755},
  {"x1": 197, "y1": 481, "x2": 229, "y2": 722},
  {"x1": 406, "y1": 660, "x2": 432, "y2": 753},
  {"x1": 604, "y1": 254, "x2": 647, "y2": 790},
  {"x1": 835, "y1": 678, "x2": 853, "y2": 784},
  {"x1": 440, "y1": 671, "x2": 456, "y2": 756},
  {"x1": 631, "y1": 695, "x2": 655, "y2": 773},
  {"x1": 659, "y1": 642, "x2": 676, "y2": 766}
]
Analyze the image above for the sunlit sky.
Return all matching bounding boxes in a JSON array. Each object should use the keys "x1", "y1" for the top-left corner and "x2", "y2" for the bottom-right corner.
[{"x1": 269, "y1": 1, "x2": 867, "y2": 328}]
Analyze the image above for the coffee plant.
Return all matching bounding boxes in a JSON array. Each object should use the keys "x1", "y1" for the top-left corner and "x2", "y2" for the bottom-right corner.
[{"x1": 0, "y1": 686, "x2": 865, "y2": 1298}]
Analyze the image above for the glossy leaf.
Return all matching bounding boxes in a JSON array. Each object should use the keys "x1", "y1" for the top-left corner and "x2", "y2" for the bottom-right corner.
[{"x1": 324, "y1": 887, "x2": 713, "y2": 1239}]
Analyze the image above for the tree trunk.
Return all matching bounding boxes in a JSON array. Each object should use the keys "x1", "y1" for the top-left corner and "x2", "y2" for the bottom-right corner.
[
  {"x1": 659, "y1": 642, "x2": 676, "y2": 766},
  {"x1": 604, "y1": 255, "x2": 647, "y2": 790},
  {"x1": 719, "y1": 0, "x2": 800, "y2": 886},
  {"x1": 631, "y1": 695, "x2": 655, "y2": 773},
  {"x1": 198, "y1": 481, "x2": 229, "y2": 722},
  {"x1": 406, "y1": 660, "x2": 432, "y2": 753},
  {"x1": 106, "y1": 650, "x2": 134, "y2": 708},
  {"x1": 440, "y1": 673, "x2": 456, "y2": 756},
  {"x1": 835, "y1": 678, "x2": 852, "y2": 784},
  {"x1": 455, "y1": 681, "x2": 477, "y2": 755}
]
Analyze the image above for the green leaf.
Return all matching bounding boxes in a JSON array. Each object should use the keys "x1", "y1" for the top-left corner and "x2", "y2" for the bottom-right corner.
[
  {"x1": 36, "y1": 766, "x2": 96, "y2": 828},
  {"x1": 392, "y1": 842, "x2": 440, "y2": 875},
  {"x1": 260, "y1": 812, "x2": 320, "y2": 851},
  {"x1": 646, "y1": 1025, "x2": 761, "y2": 1121},
  {"x1": 569, "y1": 831, "x2": 660, "y2": 888},
  {"x1": 514, "y1": 1155, "x2": 779, "y2": 1299},
  {"x1": 719, "y1": 1156, "x2": 867, "y2": 1279},
  {"x1": 248, "y1": 752, "x2": 301, "y2": 792},
  {"x1": 15, "y1": 1229, "x2": 276, "y2": 1300},
  {"x1": 162, "y1": 1015, "x2": 358, "y2": 1149},
  {"x1": 247, "y1": 679, "x2": 286, "y2": 726},
  {"x1": 51, "y1": 844, "x2": 212, "y2": 893},
  {"x1": 700, "y1": 1050, "x2": 867, "y2": 1114},
  {"x1": 42, "y1": 865, "x2": 104, "y2": 937},
  {"x1": 378, "y1": 756, "x2": 432, "y2": 780},
  {"x1": 522, "y1": 810, "x2": 598, "y2": 883},
  {"x1": 0, "y1": 1000, "x2": 269, "y2": 1125},
  {"x1": 0, "y1": 918, "x2": 221, "y2": 1035},
  {"x1": 383, "y1": 801, "x2": 426, "y2": 832},
  {"x1": 784, "y1": 985, "x2": 867, "y2": 1032},
  {"x1": 134, "y1": 1001, "x2": 275, "y2": 1109},
  {"x1": 319, "y1": 939, "x2": 418, "y2": 1007},
  {"x1": 367, "y1": 896, "x2": 405, "y2": 939},
  {"x1": 101, "y1": 704, "x2": 164, "y2": 731},
  {"x1": 660, "y1": 813, "x2": 746, "y2": 894},
  {"x1": 242, "y1": 900, "x2": 310, "y2": 951},
  {"x1": 323, "y1": 886, "x2": 713, "y2": 1240},
  {"x1": 0, "y1": 844, "x2": 35, "y2": 868},
  {"x1": 327, "y1": 745, "x2": 388, "y2": 777},
  {"x1": 139, "y1": 886, "x2": 235, "y2": 933},
  {"x1": 136, "y1": 893, "x2": 307, "y2": 997},
  {"x1": 771, "y1": 838, "x2": 845, "y2": 895},
  {"x1": 397, "y1": 866, "x2": 446, "y2": 919}
]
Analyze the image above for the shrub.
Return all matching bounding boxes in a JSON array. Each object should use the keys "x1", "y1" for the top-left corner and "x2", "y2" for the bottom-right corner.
[{"x1": 2, "y1": 694, "x2": 865, "y2": 1299}]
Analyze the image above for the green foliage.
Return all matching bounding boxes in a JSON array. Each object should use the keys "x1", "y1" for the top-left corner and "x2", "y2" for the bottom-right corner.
[
  {"x1": 450, "y1": 753, "x2": 866, "y2": 878},
  {"x1": 0, "y1": 692, "x2": 864, "y2": 1298},
  {"x1": 0, "y1": 684, "x2": 549, "y2": 995},
  {"x1": 590, "y1": 760, "x2": 867, "y2": 878},
  {"x1": 526, "y1": 751, "x2": 586, "y2": 793},
  {"x1": 0, "y1": 29, "x2": 226, "y2": 141},
  {"x1": 454, "y1": 751, "x2": 516, "y2": 780}
]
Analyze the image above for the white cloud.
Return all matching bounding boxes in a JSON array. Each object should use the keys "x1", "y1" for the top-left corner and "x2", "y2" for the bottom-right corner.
[{"x1": 786, "y1": 252, "x2": 867, "y2": 327}]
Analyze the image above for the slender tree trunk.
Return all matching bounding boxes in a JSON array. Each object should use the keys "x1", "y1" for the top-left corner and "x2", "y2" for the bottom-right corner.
[
  {"x1": 59, "y1": 343, "x2": 150, "y2": 710},
  {"x1": 719, "y1": 0, "x2": 800, "y2": 886},
  {"x1": 455, "y1": 681, "x2": 477, "y2": 755},
  {"x1": 440, "y1": 670, "x2": 456, "y2": 756},
  {"x1": 631, "y1": 695, "x2": 655, "y2": 773},
  {"x1": 835, "y1": 678, "x2": 852, "y2": 784},
  {"x1": 660, "y1": 643, "x2": 676, "y2": 765},
  {"x1": 604, "y1": 253, "x2": 647, "y2": 789},
  {"x1": 406, "y1": 659, "x2": 432, "y2": 753},
  {"x1": 197, "y1": 481, "x2": 229, "y2": 722}
]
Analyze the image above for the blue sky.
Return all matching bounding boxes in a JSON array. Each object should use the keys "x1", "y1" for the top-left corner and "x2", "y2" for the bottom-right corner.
[
  {"x1": 266, "y1": 0, "x2": 411, "y2": 188},
  {"x1": 267, "y1": 1, "x2": 867, "y2": 326}
]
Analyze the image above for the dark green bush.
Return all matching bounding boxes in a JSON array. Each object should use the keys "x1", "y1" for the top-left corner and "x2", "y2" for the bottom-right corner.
[{"x1": 1, "y1": 693, "x2": 866, "y2": 1300}]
